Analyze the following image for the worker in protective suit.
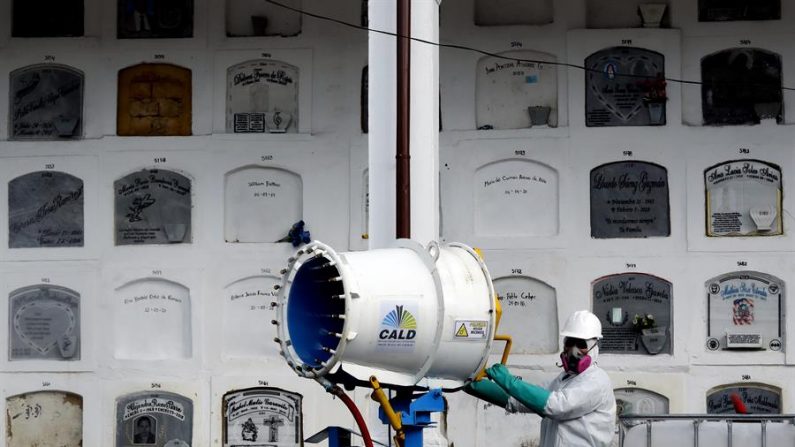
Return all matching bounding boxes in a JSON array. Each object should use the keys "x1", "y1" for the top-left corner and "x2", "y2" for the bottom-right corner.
[{"x1": 466, "y1": 310, "x2": 616, "y2": 447}]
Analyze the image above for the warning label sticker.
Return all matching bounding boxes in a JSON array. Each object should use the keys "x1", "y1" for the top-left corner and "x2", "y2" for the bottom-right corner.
[{"x1": 454, "y1": 320, "x2": 488, "y2": 340}]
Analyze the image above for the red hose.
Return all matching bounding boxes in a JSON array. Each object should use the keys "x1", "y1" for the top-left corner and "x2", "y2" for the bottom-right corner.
[{"x1": 332, "y1": 387, "x2": 375, "y2": 447}]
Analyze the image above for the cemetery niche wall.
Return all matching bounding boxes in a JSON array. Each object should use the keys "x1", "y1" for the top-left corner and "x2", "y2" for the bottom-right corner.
[
  {"x1": 9, "y1": 64, "x2": 84, "y2": 140},
  {"x1": 701, "y1": 49, "x2": 783, "y2": 125},
  {"x1": 706, "y1": 271, "x2": 784, "y2": 352},
  {"x1": 474, "y1": 0, "x2": 553, "y2": 26},
  {"x1": 116, "y1": 391, "x2": 193, "y2": 446},
  {"x1": 704, "y1": 160, "x2": 782, "y2": 237},
  {"x1": 707, "y1": 383, "x2": 781, "y2": 414},
  {"x1": 699, "y1": 0, "x2": 780, "y2": 22},
  {"x1": 12, "y1": 0, "x2": 83, "y2": 37},
  {"x1": 226, "y1": 0, "x2": 301, "y2": 37},
  {"x1": 585, "y1": 47, "x2": 666, "y2": 127},
  {"x1": 592, "y1": 273, "x2": 672, "y2": 355},
  {"x1": 226, "y1": 60, "x2": 299, "y2": 134},
  {"x1": 117, "y1": 0, "x2": 194, "y2": 39},
  {"x1": 6, "y1": 390, "x2": 83, "y2": 447},
  {"x1": 117, "y1": 63, "x2": 192, "y2": 136},
  {"x1": 222, "y1": 387, "x2": 303, "y2": 447},
  {"x1": 9, "y1": 171, "x2": 84, "y2": 248},
  {"x1": 492, "y1": 275, "x2": 558, "y2": 354},
  {"x1": 590, "y1": 161, "x2": 670, "y2": 239},
  {"x1": 8, "y1": 284, "x2": 80, "y2": 361}
]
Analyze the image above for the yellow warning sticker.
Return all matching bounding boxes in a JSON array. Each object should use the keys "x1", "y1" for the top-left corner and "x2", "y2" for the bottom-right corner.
[
  {"x1": 454, "y1": 320, "x2": 488, "y2": 339},
  {"x1": 456, "y1": 324, "x2": 469, "y2": 337}
]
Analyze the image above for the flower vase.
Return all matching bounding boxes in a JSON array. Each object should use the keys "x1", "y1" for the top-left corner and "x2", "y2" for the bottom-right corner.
[
  {"x1": 639, "y1": 4, "x2": 667, "y2": 28},
  {"x1": 640, "y1": 327, "x2": 667, "y2": 354},
  {"x1": 527, "y1": 106, "x2": 551, "y2": 127},
  {"x1": 646, "y1": 101, "x2": 665, "y2": 125}
]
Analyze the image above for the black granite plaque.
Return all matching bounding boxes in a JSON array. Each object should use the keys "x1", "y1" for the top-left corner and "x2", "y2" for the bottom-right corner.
[
  {"x1": 699, "y1": 0, "x2": 780, "y2": 21},
  {"x1": 9, "y1": 171, "x2": 84, "y2": 248},
  {"x1": 592, "y1": 273, "x2": 672, "y2": 354},
  {"x1": 12, "y1": 0, "x2": 83, "y2": 37},
  {"x1": 10, "y1": 65, "x2": 84, "y2": 139},
  {"x1": 114, "y1": 169, "x2": 192, "y2": 245},
  {"x1": 116, "y1": 391, "x2": 193, "y2": 446},
  {"x1": 9, "y1": 285, "x2": 80, "y2": 361},
  {"x1": 222, "y1": 387, "x2": 303, "y2": 447},
  {"x1": 586, "y1": 47, "x2": 666, "y2": 127},
  {"x1": 701, "y1": 49, "x2": 782, "y2": 125},
  {"x1": 118, "y1": 0, "x2": 194, "y2": 38},
  {"x1": 707, "y1": 384, "x2": 781, "y2": 414},
  {"x1": 590, "y1": 161, "x2": 670, "y2": 238}
]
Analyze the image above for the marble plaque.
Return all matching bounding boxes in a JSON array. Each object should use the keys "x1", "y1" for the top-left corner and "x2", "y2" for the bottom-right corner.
[
  {"x1": 707, "y1": 384, "x2": 781, "y2": 414},
  {"x1": 118, "y1": 0, "x2": 193, "y2": 38},
  {"x1": 226, "y1": 60, "x2": 298, "y2": 133},
  {"x1": 706, "y1": 271, "x2": 783, "y2": 351},
  {"x1": 474, "y1": 0, "x2": 553, "y2": 26},
  {"x1": 585, "y1": 47, "x2": 665, "y2": 127},
  {"x1": 492, "y1": 275, "x2": 558, "y2": 354},
  {"x1": 361, "y1": 66, "x2": 368, "y2": 133},
  {"x1": 9, "y1": 171, "x2": 84, "y2": 248},
  {"x1": 476, "y1": 51, "x2": 558, "y2": 130},
  {"x1": 590, "y1": 161, "x2": 670, "y2": 239},
  {"x1": 701, "y1": 49, "x2": 782, "y2": 125},
  {"x1": 12, "y1": 0, "x2": 83, "y2": 37},
  {"x1": 474, "y1": 159, "x2": 558, "y2": 237},
  {"x1": 223, "y1": 275, "x2": 280, "y2": 357},
  {"x1": 10, "y1": 64, "x2": 84, "y2": 139},
  {"x1": 222, "y1": 387, "x2": 303, "y2": 447},
  {"x1": 224, "y1": 166, "x2": 302, "y2": 243},
  {"x1": 9, "y1": 285, "x2": 80, "y2": 361},
  {"x1": 114, "y1": 278, "x2": 191, "y2": 360},
  {"x1": 116, "y1": 391, "x2": 193, "y2": 446},
  {"x1": 6, "y1": 391, "x2": 83, "y2": 447},
  {"x1": 117, "y1": 63, "x2": 192, "y2": 136},
  {"x1": 115, "y1": 169, "x2": 192, "y2": 245},
  {"x1": 225, "y1": 0, "x2": 301, "y2": 37},
  {"x1": 592, "y1": 273, "x2": 672, "y2": 355},
  {"x1": 704, "y1": 160, "x2": 782, "y2": 237},
  {"x1": 699, "y1": 0, "x2": 780, "y2": 21},
  {"x1": 615, "y1": 388, "x2": 669, "y2": 416}
]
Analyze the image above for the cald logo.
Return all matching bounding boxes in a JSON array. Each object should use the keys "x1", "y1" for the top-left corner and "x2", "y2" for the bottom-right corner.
[{"x1": 379, "y1": 305, "x2": 417, "y2": 340}]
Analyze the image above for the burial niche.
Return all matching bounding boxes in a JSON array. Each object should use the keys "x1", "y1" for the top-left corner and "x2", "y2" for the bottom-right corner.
[
  {"x1": 116, "y1": 391, "x2": 193, "y2": 446},
  {"x1": 226, "y1": 0, "x2": 301, "y2": 37},
  {"x1": 9, "y1": 171, "x2": 84, "y2": 248},
  {"x1": 699, "y1": 0, "x2": 780, "y2": 21},
  {"x1": 6, "y1": 391, "x2": 83, "y2": 447},
  {"x1": 592, "y1": 273, "x2": 672, "y2": 355},
  {"x1": 476, "y1": 51, "x2": 558, "y2": 129},
  {"x1": 223, "y1": 275, "x2": 281, "y2": 357},
  {"x1": 227, "y1": 60, "x2": 299, "y2": 133},
  {"x1": 474, "y1": 0, "x2": 553, "y2": 26},
  {"x1": 585, "y1": 47, "x2": 666, "y2": 127},
  {"x1": 707, "y1": 383, "x2": 781, "y2": 414},
  {"x1": 12, "y1": 0, "x2": 83, "y2": 37},
  {"x1": 114, "y1": 278, "x2": 192, "y2": 360},
  {"x1": 492, "y1": 275, "x2": 558, "y2": 354},
  {"x1": 222, "y1": 387, "x2": 303, "y2": 447},
  {"x1": 118, "y1": 0, "x2": 194, "y2": 38},
  {"x1": 704, "y1": 159, "x2": 782, "y2": 237},
  {"x1": 701, "y1": 49, "x2": 783, "y2": 125},
  {"x1": 117, "y1": 63, "x2": 192, "y2": 136},
  {"x1": 705, "y1": 271, "x2": 784, "y2": 351},
  {"x1": 474, "y1": 159, "x2": 558, "y2": 237},
  {"x1": 9, "y1": 284, "x2": 80, "y2": 361},
  {"x1": 10, "y1": 64, "x2": 84, "y2": 139},
  {"x1": 224, "y1": 166, "x2": 302, "y2": 243},
  {"x1": 614, "y1": 388, "x2": 669, "y2": 417},
  {"x1": 587, "y1": 1, "x2": 669, "y2": 28}
]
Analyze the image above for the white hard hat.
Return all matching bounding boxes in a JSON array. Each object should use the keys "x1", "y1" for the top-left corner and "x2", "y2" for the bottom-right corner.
[{"x1": 560, "y1": 310, "x2": 603, "y2": 340}]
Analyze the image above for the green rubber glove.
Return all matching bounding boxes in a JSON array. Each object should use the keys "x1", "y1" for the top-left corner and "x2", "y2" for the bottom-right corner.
[
  {"x1": 464, "y1": 379, "x2": 510, "y2": 407},
  {"x1": 486, "y1": 363, "x2": 551, "y2": 414}
]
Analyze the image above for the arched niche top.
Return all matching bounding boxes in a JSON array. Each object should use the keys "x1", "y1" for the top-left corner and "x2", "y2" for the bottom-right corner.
[
  {"x1": 224, "y1": 165, "x2": 303, "y2": 243},
  {"x1": 10, "y1": 64, "x2": 84, "y2": 140},
  {"x1": 706, "y1": 383, "x2": 782, "y2": 414},
  {"x1": 614, "y1": 387, "x2": 670, "y2": 415},
  {"x1": 226, "y1": 0, "x2": 302, "y2": 37},
  {"x1": 585, "y1": 46, "x2": 666, "y2": 127},
  {"x1": 587, "y1": 1, "x2": 669, "y2": 28},
  {"x1": 223, "y1": 274, "x2": 281, "y2": 358},
  {"x1": 117, "y1": 0, "x2": 194, "y2": 38},
  {"x1": 222, "y1": 387, "x2": 303, "y2": 446},
  {"x1": 699, "y1": 0, "x2": 780, "y2": 22},
  {"x1": 590, "y1": 160, "x2": 670, "y2": 239},
  {"x1": 492, "y1": 275, "x2": 558, "y2": 354},
  {"x1": 705, "y1": 270, "x2": 784, "y2": 351},
  {"x1": 474, "y1": 0, "x2": 553, "y2": 26},
  {"x1": 9, "y1": 170, "x2": 84, "y2": 248},
  {"x1": 592, "y1": 272, "x2": 673, "y2": 355},
  {"x1": 9, "y1": 284, "x2": 81, "y2": 361},
  {"x1": 474, "y1": 158, "x2": 559, "y2": 237},
  {"x1": 476, "y1": 50, "x2": 558, "y2": 130},
  {"x1": 701, "y1": 48, "x2": 783, "y2": 126},
  {"x1": 226, "y1": 59, "x2": 299, "y2": 133},
  {"x1": 703, "y1": 159, "x2": 782, "y2": 237},
  {"x1": 117, "y1": 63, "x2": 192, "y2": 136},
  {"x1": 12, "y1": 0, "x2": 83, "y2": 37},
  {"x1": 116, "y1": 391, "x2": 193, "y2": 446},
  {"x1": 6, "y1": 390, "x2": 83, "y2": 447}
]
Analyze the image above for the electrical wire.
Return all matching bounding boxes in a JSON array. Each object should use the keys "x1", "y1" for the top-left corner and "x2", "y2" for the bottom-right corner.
[{"x1": 264, "y1": 0, "x2": 795, "y2": 93}]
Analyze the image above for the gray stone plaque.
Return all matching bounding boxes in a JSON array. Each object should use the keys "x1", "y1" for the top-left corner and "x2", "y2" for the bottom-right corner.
[
  {"x1": 707, "y1": 384, "x2": 781, "y2": 414},
  {"x1": 585, "y1": 47, "x2": 666, "y2": 127},
  {"x1": 10, "y1": 64, "x2": 83, "y2": 139},
  {"x1": 222, "y1": 387, "x2": 303, "y2": 447},
  {"x1": 226, "y1": 60, "x2": 298, "y2": 133},
  {"x1": 704, "y1": 160, "x2": 782, "y2": 237},
  {"x1": 592, "y1": 273, "x2": 672, "y2": 355},
  {"x1": 9, "y1": 284, "x2": 80, "y2": 361},
  {"x1": 590, "y1": 161, "x2": 670, "y2": 238},
  {"x1": 706, "y1": 271, "x2": 783, "y2": 351},
  {"x1": 9, "y1": 171, "x2": 84, "y2": 248},
  {"x1": 116, "y1": 391, "x2": 193, "y2": 446},
  {"x1": 6, "y1": 391, "x2": 83, "y2": 447},
  {"x1": 615, "y1": 388, "x2": 669, "y2": 416},
  {"x1": 114, "y1": 169, "x2": 192, "y2": 245}
]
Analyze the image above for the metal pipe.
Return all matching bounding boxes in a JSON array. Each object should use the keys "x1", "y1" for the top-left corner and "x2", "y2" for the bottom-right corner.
[
  {"x1": 396, "y1": 0, "x2": 411, "y2": 238},
  {"x1": 620, "y1": 415, "x2": 795, "y2": 421}
]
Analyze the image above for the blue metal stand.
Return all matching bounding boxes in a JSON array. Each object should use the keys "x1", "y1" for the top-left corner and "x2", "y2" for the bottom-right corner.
[{"x1": 378, "y1": 388, "x2": 446, "y2": 447}]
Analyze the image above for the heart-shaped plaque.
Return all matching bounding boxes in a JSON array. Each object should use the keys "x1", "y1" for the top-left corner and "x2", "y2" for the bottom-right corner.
[{"x1": 13, "y1": 301, "x2": 76, "y2": 356}]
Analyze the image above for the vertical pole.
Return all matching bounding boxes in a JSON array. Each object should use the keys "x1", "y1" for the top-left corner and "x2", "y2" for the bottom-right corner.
[{"x1": 396, "y1": 0, "x2": 411, "y2": 239}]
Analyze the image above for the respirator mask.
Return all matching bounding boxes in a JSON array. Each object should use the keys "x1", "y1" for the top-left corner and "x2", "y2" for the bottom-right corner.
[{"x1": 559, "y1": 337, "x2": 596, "y2": 374}]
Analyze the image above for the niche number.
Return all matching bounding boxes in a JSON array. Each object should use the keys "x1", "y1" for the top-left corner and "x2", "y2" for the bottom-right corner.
[
  {"x1": 154, "y1": 157, "x2": 167, "y2": 163},
  {"x1": 626, "y1": 263, "x2": 636, "y2": 269},
  {"x1": 42, "y1": 381, "x2": 51, "y2": 387},
  {"x1": 623, "y1": 150, "x2": 633, "y2": 157},
  {"x1": 511, "y1": 268, "x2": 523, "y2": 274},
  {"x1": 742, "y1": 374, "x2": 751, "y2": 381},
  {"x1": 41, "y1": 277, "x2": 51, "y2": 283},
  {"x1": 515, "y1": 150, "x2": 526, "y2": 156},
  {"x1": 739, "y1": 148, "x2": 750, "y2": 154},
  {"x1": 510, "y1": 41, "x2": 523, "y2": 48},
  {"x1": 151, "y1": 383, "x2": 162, "y2": 389},
  {"x1": 260, "y1": 268, "x2": 271, "y2": 274},
  {"x1": 152, "y1": 270, "x2": 163, "y2": 276},
  {"x1": 626, "y1": 380, "x2": 637, "y2": 386},
  {"x1": 740, "y1": 40, "x2": 751, "y2": 45},
  {"x1": 621, "y1": 39, "x2": 633, "y2": 45},
  {"x1": 261, "y1": 155, "x2": 273, "y2": 161},
  {"x1": 737, "y1": 261, "x2": 748, "y2": 267},
  {"x1": 258, "y1": 380, "x2": 269, "y2": 386},
  {"x1": 261, "y1": 53, "x2": 272, "y2": 58},
  {"x1": 44, "y1": 55, "x2": 56, "y2": 61},
  {"x1": 44, "y1": 163, "x2": 55, "y2": 170},
  {"x1": 154, "y1": 54, "x2": 166, "y2": 60}
]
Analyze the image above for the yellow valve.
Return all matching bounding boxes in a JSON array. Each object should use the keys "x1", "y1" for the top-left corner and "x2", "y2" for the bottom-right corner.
[
  {"x1": 475, "y1": 292, "x2": 513, "y2": 381},
  {"x1": 369, "y1": 376, "x2": 403, "y2": 432}
]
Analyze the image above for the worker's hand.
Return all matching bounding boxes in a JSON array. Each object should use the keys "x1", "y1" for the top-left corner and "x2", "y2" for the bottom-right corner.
[
  {"x1": 485, "y1": 363, "x2": 550, "y2": 414},
  {"x1": 464, "y1": 379, "x2": 510, "y2": 407},
  {"x1": 485, "y1": 363, "x2": 514, "y2": 387}
]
